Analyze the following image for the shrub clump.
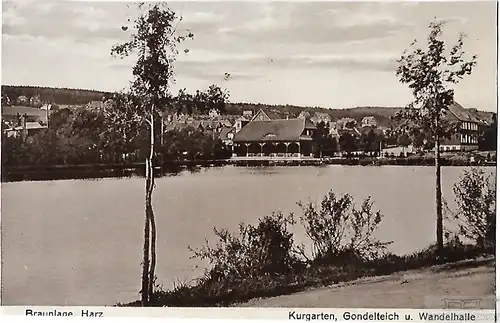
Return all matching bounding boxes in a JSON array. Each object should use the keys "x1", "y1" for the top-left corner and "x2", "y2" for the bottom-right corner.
[
  {"x1": 188, "y1": 212, "x2": 303, "y2": 284},
  {"x1": 297, "y1": 191, "x2": 393, "y2": 266},
  {"x1": 449, "y1": 167, "x2": 495, "y2": 253}
]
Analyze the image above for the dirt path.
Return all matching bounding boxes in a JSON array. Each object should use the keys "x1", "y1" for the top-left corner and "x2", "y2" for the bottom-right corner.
[{"x1": 239, "y1": 258, "x2": 495, "y2": 309}]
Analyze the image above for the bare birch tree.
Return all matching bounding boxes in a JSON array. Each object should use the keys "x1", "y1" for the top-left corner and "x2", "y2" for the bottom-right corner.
[
  {"x1": 396, "y1": 20, "x2": 477, "y2": 259},
  {"x1": 110, "y1": 2, "x2": 193, "y2": 306}
]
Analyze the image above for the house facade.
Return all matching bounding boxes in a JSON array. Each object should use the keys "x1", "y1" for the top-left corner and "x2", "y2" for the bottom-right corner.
[
  {"x1": 298, "y1": 110, "x2": 311, "y2": 120},
  {"x1": 310, "y1": 112, "x2": 332, "y2": 125},
  {"x1": 234, "y1": 116, "x2": 250, "y2": 133},
  {"x1": 208, "y1": 108, "x2": 220, "y2": 118},
  {"x1": 218, "y1": 127, "x2": 235, "y2": 146},
  {"x1": 337, "y1": 117, "x2": 357, "y2": 129},
  {"x1": 243, "y1": 110, "x2": 253, "y2": 118},
  {"x1": 232, "y1": 117, "x2": 315, "y2": 158},
  {"x1": 3, "y1": 113, "x2": 47, "y2": 138},
  {"x1": 440, "y1": 102, "x2": 481, "y2": 152},
  {"x1": 2, "y1": 106, "x2": 49, "y2": 138},
  {"x1": 361, "y1": 116, "x2": 377, "y2": 127}
]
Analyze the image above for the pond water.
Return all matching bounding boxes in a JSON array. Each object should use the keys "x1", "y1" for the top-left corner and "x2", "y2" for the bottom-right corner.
[{"x1": 1, "y1": 165, "x2": 495, "y2": 305}]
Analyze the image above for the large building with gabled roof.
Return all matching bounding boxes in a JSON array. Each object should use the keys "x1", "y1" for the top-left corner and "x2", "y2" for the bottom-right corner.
[{"x1": 232, "y1": 110, "x2": 316, "y2": 158}]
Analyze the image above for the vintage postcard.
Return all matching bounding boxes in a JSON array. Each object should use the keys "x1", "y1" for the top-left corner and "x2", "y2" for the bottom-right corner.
[{"x1": 0, "y1": 0, "x2": 497, "y2": 320}]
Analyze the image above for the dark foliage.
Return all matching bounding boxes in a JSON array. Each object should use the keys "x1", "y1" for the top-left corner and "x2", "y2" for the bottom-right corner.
[
  {"x1": 447, "y1": 168, "x2": 496, "y2": 252},
  {"x1": 2, "y1": 85, "x2": 108, "y2": 106}
]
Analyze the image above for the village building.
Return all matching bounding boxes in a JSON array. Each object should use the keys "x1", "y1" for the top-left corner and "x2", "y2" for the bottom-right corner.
[
  {"x1": 219, "y1": 119, "x2": 233, "y2": 128},
  {"x1": 2, "y1": 110, "x2": 47, "y2": 138},
  {"x1": 298, "y1": 110, "x2": 311, "y2": 120},
  {"x1": 16, "y1": 95, "x2": 29, "y2": 106},
  {"x1": 440, "y1": 102, "x2": 482, "y2": 152},
  {"x1": 361, "y1": 116, "x2": 377, "y2": 127},
  {"x1": 29, "y1": 96, "x2": 43, "y2": 108},
  {"x1": 242, "y1": 110, "x2": 253, "y2": 118},
  {"x1": 337, "y1": 127, "x2": 361, "y2": 139},
  {"x1": 250, "y1": 109, "x2": 281, "y2": 121},
  {"x1": 234, "y1": 116, "x2": 250, "y2": 133},
  {"x1": 337, "y1": 117, "x2": 357, "y2": 129},
  {"x1": 328, "y1": 121, "x2": 339, "y2": 137},
  {"x1": 201, "y1": 120, "x2": 223, "y2": 132},
  {"x1": 232, "y1": 110, "x2": 316, "y2": 158},
  {"x1": 218, "y1": 127, "x2": 235, "y2": 146},
  {"x1": 310, "y1": 112, "x2": 332, "y2": 125},
  {"x1": 2, "y1": 106, "x2": 49, "y2": 125},
  {"x1": 208, "y1": 108, "x2": 220, "y2": 118}
]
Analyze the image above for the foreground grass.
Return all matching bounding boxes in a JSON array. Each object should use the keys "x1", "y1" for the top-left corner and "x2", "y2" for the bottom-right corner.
[{"x1": 120, "y1": 244, "x2": 494, "y2": 307}]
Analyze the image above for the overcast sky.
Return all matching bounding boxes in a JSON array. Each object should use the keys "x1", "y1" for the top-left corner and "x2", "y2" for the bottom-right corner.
[{"x1": 2, "y1": 1, "x2": 497, "y2": 111}]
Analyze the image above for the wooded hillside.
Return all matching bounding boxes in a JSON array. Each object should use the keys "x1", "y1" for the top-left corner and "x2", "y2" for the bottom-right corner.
[
  {"x1": 2, "y1": 85, "x2": 110, "y2": 106},
  {"x1": 2, "y1": 85, "x2": 494, "y2": 127}
]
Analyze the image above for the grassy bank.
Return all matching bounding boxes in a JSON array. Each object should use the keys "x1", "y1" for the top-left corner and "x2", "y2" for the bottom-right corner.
[{"x1": 120, "y1": 243, "x2": 493, "y2": 307}]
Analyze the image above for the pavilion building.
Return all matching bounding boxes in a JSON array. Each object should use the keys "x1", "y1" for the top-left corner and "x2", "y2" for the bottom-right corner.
[{"x1": 232, "y1": 114, "x2": 316, "y2": 158}]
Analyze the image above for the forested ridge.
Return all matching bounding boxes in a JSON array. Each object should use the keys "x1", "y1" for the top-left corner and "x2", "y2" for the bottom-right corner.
[{"x1": 2, "y1": 85, "x2": 494, "y2": 129}]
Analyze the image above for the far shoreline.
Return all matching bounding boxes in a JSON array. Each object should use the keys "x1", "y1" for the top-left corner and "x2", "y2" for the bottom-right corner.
[{"x1": 2, "y1": 156, "x2": 496, "y2": 183}]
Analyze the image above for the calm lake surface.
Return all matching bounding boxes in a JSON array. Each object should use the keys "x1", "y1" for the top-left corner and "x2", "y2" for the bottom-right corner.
[{"x1": 1, "y1": 165, "x2": 495, "y2": 306}]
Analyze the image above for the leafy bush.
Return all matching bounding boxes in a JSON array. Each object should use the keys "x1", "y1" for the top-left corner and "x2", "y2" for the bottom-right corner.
[
  {"x1": 189, "y1": 212, "x2": 302, "y2": 284},
  {"x1": 450, "y1": 168, "x2": 495, "y2": 252},
  {"x1": 297, "y1": 191, "x2": 393, "y2": 265}
]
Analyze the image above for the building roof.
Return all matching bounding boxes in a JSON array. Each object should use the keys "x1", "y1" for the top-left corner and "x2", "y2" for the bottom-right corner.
[
  {"x1": 466, "y1": 109, "x2": 496, "y2": 126},
  {"x1": 218, "y1": 126, "x2": 234, "y2": 140},
  {"x1": 221, "y1": 120, "x2": 233, "y2": 127},
  {"x1": 2, "y1": 106, "x2": 48, "y2": 123},
  {"x1": 299, "y1": 111, "x2": 311, "y2": 118},
  {"x1": 164, "y1": 122, "x2": 188, "y2": 132},
  {"x1": 236, "y1": 116, "x2": 250, "y2": 122},
  {"x1": 304, "y1": 118, "x2": 317, "y2": 129},
  {"x1": 2, "y1": 105, "x2": 46, "y2": 117},
  {"x1": 447, "y1": 101, "x2": 482, "y2": 123},
  {"x1": 338, "y1": 128, "x2": 361, "y2": 137},
  {"x1": 201, "y1": 120, "x2": 223, "y2": 129},
  {"x1": 164, "y1": 121, "x2": 202, "y2": 132},
  {"x1": 233, "y1": 118, "x2": 310, "y2": 142},
  {"x1": 314, "y1": 112, "x2": 331, "y2": 119},
  {"x1": 250, "y1": 109, "x2": 281, "y2": 121},
  {"x1": 359, "y1": 126, "x2": 383, "y2": 136},
  {"x1": 186, "y1": 120, "x2": 203, "y2": 129},
  {"x1": 11, "y1": 121, "x2": 47, "y2": 131}
]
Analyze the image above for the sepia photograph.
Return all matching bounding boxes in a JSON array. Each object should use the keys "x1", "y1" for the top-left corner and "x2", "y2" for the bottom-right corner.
[{"x1": 1, "y1": 0, "x2": 497, "y2": 311}]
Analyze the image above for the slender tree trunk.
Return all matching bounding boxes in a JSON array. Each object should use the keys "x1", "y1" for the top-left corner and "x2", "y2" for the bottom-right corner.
[
  {"x1": 141, "y1": 155, "x2": 151, "y2": 306},
  {"x1": 147, "y1": 113, "x2": 157, "y2": 303},
  {"x1": 148, "y1": 199, "x2": 157, "y2": 301},
  {"x1": 434, "y1": 120, "x2": 444, "y2": 260}
]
